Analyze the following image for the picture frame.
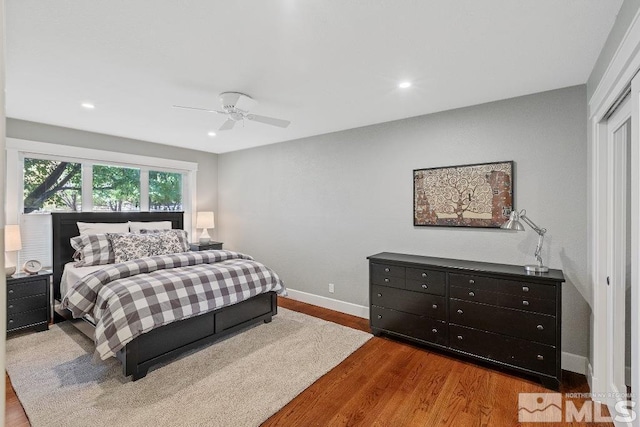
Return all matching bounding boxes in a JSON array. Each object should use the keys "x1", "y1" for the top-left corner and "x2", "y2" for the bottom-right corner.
[{"x1": 413, "y1": 160, "x2": 514, "y2": 228}]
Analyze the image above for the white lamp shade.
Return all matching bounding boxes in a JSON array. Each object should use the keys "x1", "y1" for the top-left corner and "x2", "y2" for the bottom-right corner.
[
  {"x1": 5, "y1": 224, "x2": 22, "y2": 252},
  {"x1": 196, "y1": 212, "x2": 215, "y2": 229}
]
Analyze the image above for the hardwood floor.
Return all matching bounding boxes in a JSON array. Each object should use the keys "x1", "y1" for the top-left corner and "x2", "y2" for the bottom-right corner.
[{"x1": 5, "y1": 297, "x2": 612, "y2": 426}]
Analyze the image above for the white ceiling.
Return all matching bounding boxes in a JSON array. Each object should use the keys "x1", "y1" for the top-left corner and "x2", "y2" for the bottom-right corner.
[{"x1": 6, "y1": 1, "x2": 623, "y2": 154}]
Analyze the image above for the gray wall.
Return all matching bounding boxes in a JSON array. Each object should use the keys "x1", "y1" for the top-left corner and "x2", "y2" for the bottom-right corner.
[
  {"x1": 218, "y1": 85, "x2": 590, "y2": 358},
  {"x1": 587, "y1": 0, "x2": 640, "y2": 100},
  {"x1": 6, "y1": 118, "x2": 219, "y2": 239}
]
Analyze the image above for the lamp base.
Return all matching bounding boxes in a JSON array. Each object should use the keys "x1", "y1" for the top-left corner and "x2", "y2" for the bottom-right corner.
[
  {"x1": 5, "y1": 265, "x2": 16, "y2": 277},
  {"x1": 525, "y1": 264, "x2": 549, "y2": 273}
]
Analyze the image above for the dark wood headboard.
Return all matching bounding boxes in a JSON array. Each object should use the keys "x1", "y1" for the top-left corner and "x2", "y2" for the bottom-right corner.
[{"x1": 51, "y1": 211, "x2": 184, "y2": 300}]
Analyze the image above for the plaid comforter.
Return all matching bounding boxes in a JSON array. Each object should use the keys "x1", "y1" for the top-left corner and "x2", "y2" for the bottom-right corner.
[{"x1": 62, "y1": 250, "x2": 285, "y2": 359}]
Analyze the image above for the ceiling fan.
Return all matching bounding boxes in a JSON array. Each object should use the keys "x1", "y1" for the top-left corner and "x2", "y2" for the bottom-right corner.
[{"x1": 173, "y1": 92, "x2": 290, "y2": 131}]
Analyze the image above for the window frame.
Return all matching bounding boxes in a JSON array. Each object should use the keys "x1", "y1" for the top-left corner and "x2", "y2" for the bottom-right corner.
[{"x1": 6, "y1": 137, "x2": 198, "y2": 235}]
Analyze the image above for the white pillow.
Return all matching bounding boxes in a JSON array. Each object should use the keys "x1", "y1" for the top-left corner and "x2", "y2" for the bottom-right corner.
[
  {"x1": 128, "y1": 221, "x2": 173, "y2": 233},
  {"x1": 77, "y1": 222, "x2": 129, "y2": 235}
]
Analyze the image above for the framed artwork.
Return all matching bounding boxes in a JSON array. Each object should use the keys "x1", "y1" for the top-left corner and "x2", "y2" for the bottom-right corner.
[{"x1": 413, "y1": 160, "x2": 514, "y2": 228}]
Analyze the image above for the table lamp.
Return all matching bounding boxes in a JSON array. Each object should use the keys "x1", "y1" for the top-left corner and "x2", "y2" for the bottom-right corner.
[
  {"x1": 196, "y1": 212, "x2": 215, "y2": 244},
  {"x1": 5, "y1": 224, "x2": 22, "y2": 277},
  {"x1": 501, "y1": 209, "x2": 549, "y2": 273}
]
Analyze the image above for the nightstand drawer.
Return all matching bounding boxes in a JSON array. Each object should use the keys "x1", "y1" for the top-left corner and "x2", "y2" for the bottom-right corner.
[
  {"x1": 7, "y1": 294, "x2": 47, "y2": 315},
  {"x1": 190, "y1": 242, "x2": 223, "y2": 251},
  {"x1": 8, "y1": 308, "x2": 47, "y2": 330},
  {"x1": 7, "y1": 278, "x2": 47, "y2": 300}
]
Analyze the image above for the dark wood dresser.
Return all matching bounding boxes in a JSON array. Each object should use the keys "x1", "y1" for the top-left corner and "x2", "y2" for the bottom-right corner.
[{"x1": 368, "y1": 252, "x2": 564, "y2": 390}]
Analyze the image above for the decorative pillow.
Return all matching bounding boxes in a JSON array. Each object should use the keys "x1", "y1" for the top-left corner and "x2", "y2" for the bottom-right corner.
[
  {"x1": 107, "y1": 233, "x2": 159, "y2": 263},
  {"x1": 128, "y1": 221, "x2": 172, "y2": 233},
  {"x1": 77, "y1": 222, "x2": 129, "y2": 235},
  {"x1": 140, "y1": 229, "x2": 189, "y2": 252},
  {"x1": 70, "y1": 234, "x2": 115, "y2": 266}
]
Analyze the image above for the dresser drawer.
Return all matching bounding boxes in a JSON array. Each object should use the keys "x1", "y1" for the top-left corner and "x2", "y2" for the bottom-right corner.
[
  {"x1": 406, "y1": 267, "x2": 446, "y2": 285},
  {"x1": 371, "y1": 263, "x2": 406, "y2": 279},
  {"x1": 450, "y1": 325, "x2": 556, "y2": 376},
  {"x1": 449, "y1": 273, "x2": 498, "y2": 291},
  {"x1": 449, "y1": 299, "x2": 556, "y2": 345},
  {"x1": 371, "y1": 274, "x2": 405, "y2": 289},
  {"x1": 450, "y1": 285, "x2": 498, "y2": 305},
  {"x1": 496, "y1": 279, "x2": 556, "y2": 301},
  {"x1": 406, "y1": 279, "x2": 445, "y2": 296},
  {"x1": 7, "y1": 294, "x2": 47, "y2": 315},
  {"x1": 7, "y1": 278, "x2": 47, "y2": 300},
  {"x1": 371, "y1": 306, "x2": 446, "y2": 346},
  {"x1": 497, "y1": 293, "x2": 556, "y2": 315},
  {"x1": 372, "y1": 285, "x2": 445, "y2": 319},
  {"x1": 7, "y1": 308, "x2": 48, "y2": 331}
]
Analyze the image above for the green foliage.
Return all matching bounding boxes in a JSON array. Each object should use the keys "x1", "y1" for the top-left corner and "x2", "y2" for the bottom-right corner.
[
  {"x1": 92, "y1": 165, "x2": 141, "y2": 211},
  {"x1": 23, "y1": 159, "x2": 184, "y2": 213},
  {"x1": 149, "y1": 171, "x2": 182, "y2": 211},
  {"x1": 23, "y1": 159, "x2": 81, "y2": 213}
]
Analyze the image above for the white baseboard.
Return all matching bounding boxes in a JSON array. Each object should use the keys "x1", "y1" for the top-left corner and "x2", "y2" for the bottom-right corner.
[
  {"x1": 284, "y1": 288, "x2": 369, "y2": 319},
  {"x1": 562, "y1": 351, "x2": 588, "y2": 375}
]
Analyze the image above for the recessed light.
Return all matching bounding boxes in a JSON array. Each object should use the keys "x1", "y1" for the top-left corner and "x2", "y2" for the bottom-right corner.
[
  {"x1": 207, "y1": 131, "x2": 216, "y2": 137},
  {"x1": 81, "y1": 102, "x2": 95, "y2": 109},
  {"x1": 398, "y1": 81, "x2": 412, "y2": 89}
]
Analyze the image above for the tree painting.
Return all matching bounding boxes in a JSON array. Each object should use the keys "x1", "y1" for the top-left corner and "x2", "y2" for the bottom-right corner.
[
  {"x1": 414, "y1": 161, "x2": 513, "y2": 228},
  {"x1": 23, "y1": 158, "x2": 183, "y2": 213}
]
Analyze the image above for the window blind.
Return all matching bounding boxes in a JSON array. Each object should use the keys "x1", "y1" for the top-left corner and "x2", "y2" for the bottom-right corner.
[{"x1": 19, "y1": 213, "x2": 52, "y2": 269}]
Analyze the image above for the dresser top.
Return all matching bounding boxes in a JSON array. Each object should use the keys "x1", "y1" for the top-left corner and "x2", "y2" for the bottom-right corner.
[{"x1": 367, "y1": 252, "x2": 565, "y2": 283}]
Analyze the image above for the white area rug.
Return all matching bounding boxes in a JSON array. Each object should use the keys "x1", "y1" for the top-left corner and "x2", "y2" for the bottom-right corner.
[{"x1": 6, "y1": 307, "x2": 371, "y2": 427}]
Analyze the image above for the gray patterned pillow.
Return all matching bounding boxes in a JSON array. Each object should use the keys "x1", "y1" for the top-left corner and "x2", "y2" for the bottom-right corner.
[
  {"x1": 140, "y1": 229, "x2": 189, "y2": 252},
  {"x1": 70, "y1": 234, "x2": 115, "y2": 266},
  {"x1": 107, "y1": 233, "x2": 160, "y2": 263}
]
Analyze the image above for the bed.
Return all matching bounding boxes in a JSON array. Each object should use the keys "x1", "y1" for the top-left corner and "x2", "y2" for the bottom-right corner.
[{"x1": 52, "y1": 211, "x2": 283, "y2": 380}]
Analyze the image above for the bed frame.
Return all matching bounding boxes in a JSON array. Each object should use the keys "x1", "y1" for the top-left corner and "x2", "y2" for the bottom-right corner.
[{"x1": 52, "y1": 212, "x2": 277, "y2": 380}]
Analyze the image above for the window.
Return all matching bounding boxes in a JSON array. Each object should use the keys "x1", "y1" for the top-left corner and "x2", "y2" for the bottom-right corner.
[
  {"x1": 149, "y1": 171, "x2": 182, "y2": 211},
  {"x1": 23, "y1": 158, "x2": 81, "y2": 213},
  {"x1": 92, "y1": 165, "x2": 141, "y2": 211},
  {"x1": 10, "y1": 140, "x2": 198, "y2": 268}
]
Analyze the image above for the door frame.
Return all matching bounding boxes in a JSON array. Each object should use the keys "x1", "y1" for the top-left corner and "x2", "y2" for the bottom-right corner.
[{"x1": 589, "y1": 8, "x2": 640, "y2": 424}]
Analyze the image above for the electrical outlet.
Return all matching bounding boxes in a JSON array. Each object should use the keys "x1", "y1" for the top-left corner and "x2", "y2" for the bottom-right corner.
[{"x1": 329, "y1": 283, "x2": 335, "y2": 293}]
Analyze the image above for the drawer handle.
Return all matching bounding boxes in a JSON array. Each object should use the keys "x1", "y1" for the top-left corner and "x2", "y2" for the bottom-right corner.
[
  {"x1": 384, "y1": 278, "x2": 390, "y2": 283},
  {"x1": 8, "y1": 305, "x2": 12, "y2": 309},
  {"x1": 522, "y1": 300, "x2": 529, "y2": 306},
  {"x1": 8, "y1": 289, "x2": 13, "y2": 294},
  {"x1": 384, "y1": 267, "x2": 390, "y2": 272},
  {"x1": 432, "y1": 328, "x2": 438, "y2": 333},
  {"x1": 468, "y1": 291, "x2": 475, "y2": 297},
  {"x1": 522, "y1": 286, "x2": 530, "y2": 292},
  {"x1": 537, "y1": 324, "x2": 544, "y2": 331},
  {"x1": 377, "y1": 293, "x2": 382, "y2": 297},
  {"x1": 8, "y1": 319, "x2": 13, "y2": 323},
  {"x1": 457, "y1": 309, "x2": 463, "y2": 314},
  {"x1": 469, "y1": 279, "x2": 475, "y2": 284},
  {"x1": 432, "y1": 304, "x2": 438, "y2": 309},
  {"x1": 537, "y1": 354, "x2": 544, "y2": 361},
  {"x1": 421, "y1": 284, "x2": 428, "y2": 289},
  {"x1": 421, "y1": 272, "x2": 427, "y2": 278},
  {"x1": 457, "y1": 335, "x2": 463, "y2": 340},
  {"x1": 377, "y1": 315, "x2": 382, "y2": 319}
]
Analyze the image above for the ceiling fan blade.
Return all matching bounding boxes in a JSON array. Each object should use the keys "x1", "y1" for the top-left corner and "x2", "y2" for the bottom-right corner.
[
  {"x1": 219, "y1": 119, "x2": 236, "y2": 131},
  {"x1": 172, "y1": 105, "x2": 224, "y2": 114},
  {"x1": 246, "y1": 114, "x2": 290, "y2": 128}
]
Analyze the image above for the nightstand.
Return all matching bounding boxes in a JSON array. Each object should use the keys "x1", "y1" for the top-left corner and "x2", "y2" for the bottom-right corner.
[
  {"x1": 190, "y1": 241, "x2": 223, "y2": 251},
  {"x1": 7, "y1": 271, "x2": 52, "y2": 333}
]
